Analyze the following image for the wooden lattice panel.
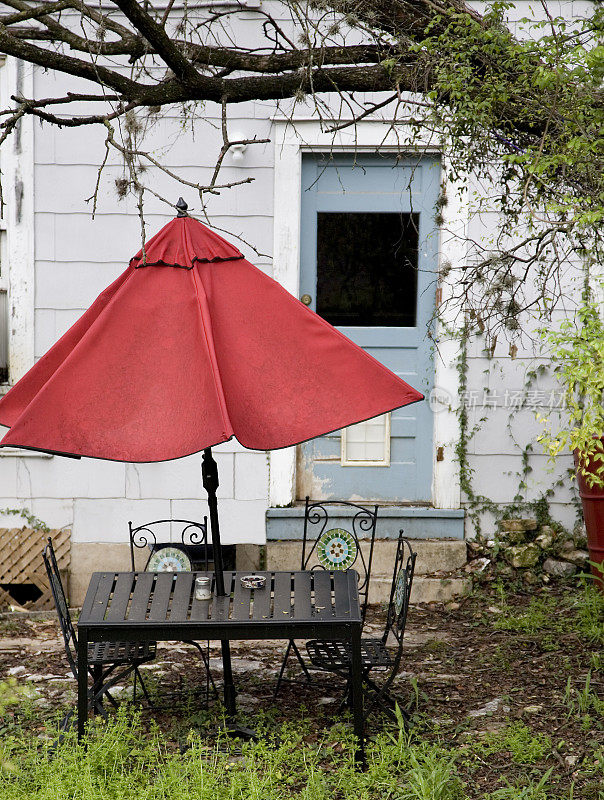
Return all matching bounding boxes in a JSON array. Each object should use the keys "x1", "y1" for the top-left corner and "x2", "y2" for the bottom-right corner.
[{"x1": 0, "y1": 527, "x2": 70, "y2": 610}]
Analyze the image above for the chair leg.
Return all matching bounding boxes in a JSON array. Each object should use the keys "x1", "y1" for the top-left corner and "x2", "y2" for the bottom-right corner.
[
  {"x1": 90, "y1": 665, "x2": 107, "y2": 717},
  {"x1": 183, "y1": 640, "x2": 219, "y2": 698},
  {"x1": 103, "y1": 689, "x2": 119, "y2": 709},
  {"x1": 90, "y1": 664, "x2": 134, "y2": 711},
  {"x1": 337, "y1": 681, "x2": 351, "y2": 713},
  {"x1": 361, "y1": 675, "x2": 411, "y2": 726},
  {"x1": 274, "y1": 640, "x2": 293, "y2": 697},
  {"x1": 291, "y1": 641, "x2": 314, "y2": 685},
  {"x1": 134, "y1": 667, "x2": 154, "y2": 707},
  {"x1": 275, "y1": 640, "x2": 314, "y2": 697}
]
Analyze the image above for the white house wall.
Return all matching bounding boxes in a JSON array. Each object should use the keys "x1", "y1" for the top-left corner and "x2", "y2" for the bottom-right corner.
[{"x1": 0, "y1": 0, "x2": 590, "y2": 548}]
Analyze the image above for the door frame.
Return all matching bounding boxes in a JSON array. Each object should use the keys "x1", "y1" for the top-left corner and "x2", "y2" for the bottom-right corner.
[{"x1": 269, "y1": 119, "x2": 466, "y2": 510}]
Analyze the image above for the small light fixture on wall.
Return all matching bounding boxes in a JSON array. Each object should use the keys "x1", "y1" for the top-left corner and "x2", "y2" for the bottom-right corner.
[{"x1": 230, "y1": 133, "x2": 247, "y2": 162}]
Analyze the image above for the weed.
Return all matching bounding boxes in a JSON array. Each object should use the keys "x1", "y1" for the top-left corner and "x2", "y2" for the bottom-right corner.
[
  {"x1": 570, "y1": 582, "x2": 604, "y2": 646},
  {"x1": 493, "y1": 595, "x2": 563, "y2": 636},
  {"x1": 399, "y1": 746, "x2": 465, "y2": 800},
  {"x1": 475, "y1": 722, "x2": 552, "y2": 765},
  {"x1": 484, "y1": 767, "x2": 554, "y2": 799},
  {"x1": 564, "y1": 671, "x2": 604, "y2": 729}
]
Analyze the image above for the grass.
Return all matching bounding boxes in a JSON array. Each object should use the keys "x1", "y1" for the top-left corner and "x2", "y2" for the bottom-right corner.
[
  {"x1": 571, "y1": 581, "x2": 604, "y2": 645},
  {"x1": 491, "y1": 577, "x2": 604, "y2": 648},
  {"x1": 474, "y1": 722, "x2": 552, "y2": 766},
  {"x1": 1, "y1": 579, "x2": 602, "y2": 799},
  {"x1": 492, "y1": 593, "x2": 562, "y2": 636},
  {"x1": 0, "y1": 707, "x2": 469, "y2": 800}
]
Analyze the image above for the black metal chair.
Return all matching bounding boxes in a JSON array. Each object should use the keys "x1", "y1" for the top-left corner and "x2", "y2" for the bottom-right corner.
[
  {"x1": 128, "y1": 518, "x2": 210, "y2": 572},
  {"x1": 128, "y1": 518, "x2": 217, "y2": 700},
  {"x1": 305, "y1": 531, "x2": 416, "y2": 721},
  {"x1": 274, "y1": 497, "x2": 378, "y2": 696},
  {"x1": 43, "y1": 538, "x2": 156, "y2": 726}
]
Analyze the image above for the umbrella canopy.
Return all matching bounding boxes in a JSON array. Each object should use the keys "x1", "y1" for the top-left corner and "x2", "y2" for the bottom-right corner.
[
  {"x1": 0, "y1": 206, "x2": 424, "y2": 718},
  {"x1": 0, "y1": 213, "x2": 423, "y2": 460}
]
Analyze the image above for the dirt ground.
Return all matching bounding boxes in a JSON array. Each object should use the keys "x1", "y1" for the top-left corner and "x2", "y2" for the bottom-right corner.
[{"x1": 0, "y1": 582, "x2": 602, "y2": 798}]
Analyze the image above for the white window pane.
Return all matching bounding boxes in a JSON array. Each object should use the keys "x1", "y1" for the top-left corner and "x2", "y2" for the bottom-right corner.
[
  {"x1": 341, "y1": 414, "x2": 390, "y2": 465},
  {"x1": 346, "y1": 442, "x2": 368, "y2": 461},
  {"x1": 364, "y1": 442, "x2": 385, "y2": 461}
]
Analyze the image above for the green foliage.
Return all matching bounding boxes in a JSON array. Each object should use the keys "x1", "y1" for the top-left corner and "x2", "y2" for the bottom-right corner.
[
  {"x1": 537, "y1": 288, "x2": 604, "y2": 486},
  {"x1": 0, "y1": 508, "x2": 50, "y2": 532},
  {"x1": 569, "y1": 580, "x2": 604, "y2": 646},
  {"x1": 0, "y1": 679, "x2": 37, "y2": 717},
  {"x1": 399, "y1": 746, "x2": 465, "y2": 800},
  {"x1": 475, "y1": 722, "x2": 552, "y2": 766},
  {"x1": 419, "y1": 4, "x2": 604, "y2": 245},
  {"x1": 563, "y1": 671, "x2": 604, "y2": 728},
  {"x1": 0, "y1": 706, "x2": 470, "y2": 800},
  {"x1": 483, "y1": 768, "x2": 554, "y2": 800},
  {"x1": 492, "y1": 594, "x2": 562, "y2": 636}
]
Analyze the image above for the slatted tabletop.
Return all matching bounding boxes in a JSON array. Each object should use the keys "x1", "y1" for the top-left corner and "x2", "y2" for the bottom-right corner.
[
  {"x1": 79, "y1": 570, "x2": 361, "y2": 631},
  {"x1": 77, "y1": 569, "x2": 365, "y2": 760}
]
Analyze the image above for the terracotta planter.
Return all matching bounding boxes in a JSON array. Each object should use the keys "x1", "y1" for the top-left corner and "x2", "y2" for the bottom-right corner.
[{"x1": 574, "y1": 449, "x2": 604, "y2": 589}]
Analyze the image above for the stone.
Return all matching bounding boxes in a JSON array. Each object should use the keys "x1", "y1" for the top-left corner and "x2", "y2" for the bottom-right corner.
[
  {"x1": 504, "y1": 544, "x2": 540, "y2": 569},
  {"x1": 522, "y1": 571, "x2": 539, "y2": 585},
  {"x1": 502, "y1": 528, "x2": 527, "y2": 545},
  {"x1": 464, "y1": 557, "x2": 491, "y2": 574},
  {"x1": 110, "y1": 685, "x2": 134, "y2": 698},
  {"x1": 535, "y1": 531, "x2": 554, "y2": 549},
  {"x1": 7, "y1": 666, "x2": 25, "y2": 676},
  {"x1": 499, "y1": 519, "x2": 538, "y2": 532},
  {"x1": 563, "y1": 549, "x2": 590, "y2": 566},
  {"x1": 564, "y1": 755, "x2": 579, "y2": 769},
  {"x1": 236, "y1": 693, "x2": 260, "y2": 707},
  {"x1": 560, "y1": 539, "x2": 575, "y2": 553},
  {"x1": 523, "y1": 704, "x2": 543, "y2": 714},
  {"x1": 467, "y1": 698, "x2": 510, "y2": 718},
  {"x1": 543, "y1": 558, "x2": 577, "y2": 577}
]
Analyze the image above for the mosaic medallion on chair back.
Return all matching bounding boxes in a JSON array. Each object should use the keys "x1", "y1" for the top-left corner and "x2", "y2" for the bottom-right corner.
[{"x1": 316, "y1": 528, "x2": 358, "y2": 570}]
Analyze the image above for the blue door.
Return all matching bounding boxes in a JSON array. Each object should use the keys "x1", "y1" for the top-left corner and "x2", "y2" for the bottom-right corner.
[{"x1": 298, "y1": 154, "x2": 439, "y2": 502}]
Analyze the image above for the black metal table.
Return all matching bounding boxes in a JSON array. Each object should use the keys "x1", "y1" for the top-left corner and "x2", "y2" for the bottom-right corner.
[{"x1": 77, "y1": 570, "x2": 364, "y2": 760}]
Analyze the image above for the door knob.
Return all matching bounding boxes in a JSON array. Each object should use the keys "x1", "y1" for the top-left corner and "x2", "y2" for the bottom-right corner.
[{"x1": 301, "y1": 294, "x2": 312, "y2": 306}]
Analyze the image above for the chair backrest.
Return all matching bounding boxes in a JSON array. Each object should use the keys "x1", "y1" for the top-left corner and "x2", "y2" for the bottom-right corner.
[
  {"x1": 129, "y1": 518, "x2": 209, "y2": 571},
  {"x1": 383, "y1": 532, "x2": 417, "y2": 647},
  {"x1": 301, "y1": 497, "x2": 378, "y2": 621},
  {"x1": 42, "y1": 537, "x2": 78, "y2": 676}
]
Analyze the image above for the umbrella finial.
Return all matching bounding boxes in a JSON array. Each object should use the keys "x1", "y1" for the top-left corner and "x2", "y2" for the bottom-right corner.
[{"x1": 175, "y1": 197, "x2": 188, "y2": 217}]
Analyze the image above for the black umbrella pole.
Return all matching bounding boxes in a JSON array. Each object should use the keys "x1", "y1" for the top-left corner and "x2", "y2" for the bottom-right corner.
[
  {"x1": 202, "y1": 447, "x2": 226, "y2": 597},
  {"x1": 201, "y1": 448, "x2": 237, "y2": 717}
]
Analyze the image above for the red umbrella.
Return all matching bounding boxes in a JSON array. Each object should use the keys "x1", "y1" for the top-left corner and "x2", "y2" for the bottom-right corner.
[
  {"x1": 0, "y1": 211, "x2": 421, "y2": 462},
  {"x1": 0, "y1": 199, "x2": 423, "y2": 717},
  {"x1": 0, "y1": 200, "x2": 423, "y2": 581}
]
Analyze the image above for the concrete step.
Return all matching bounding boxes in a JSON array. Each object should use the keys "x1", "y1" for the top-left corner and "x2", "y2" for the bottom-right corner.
[
  {"x1": 260, "y1": 538, "x2": 470, "y2": 604},
  {"x1": 369, "y1": 574, "x2": 470, "y2": 604}
]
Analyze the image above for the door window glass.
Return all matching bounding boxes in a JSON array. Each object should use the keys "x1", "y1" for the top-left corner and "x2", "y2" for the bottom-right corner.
[{"x1": 316, "y1": 212, "x2": 419, "y2": 327}]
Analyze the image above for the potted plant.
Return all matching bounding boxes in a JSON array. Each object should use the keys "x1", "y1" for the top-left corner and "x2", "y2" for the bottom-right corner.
[{"x1": 538, "y1": 287, "x2": 604, "y2": 587}]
